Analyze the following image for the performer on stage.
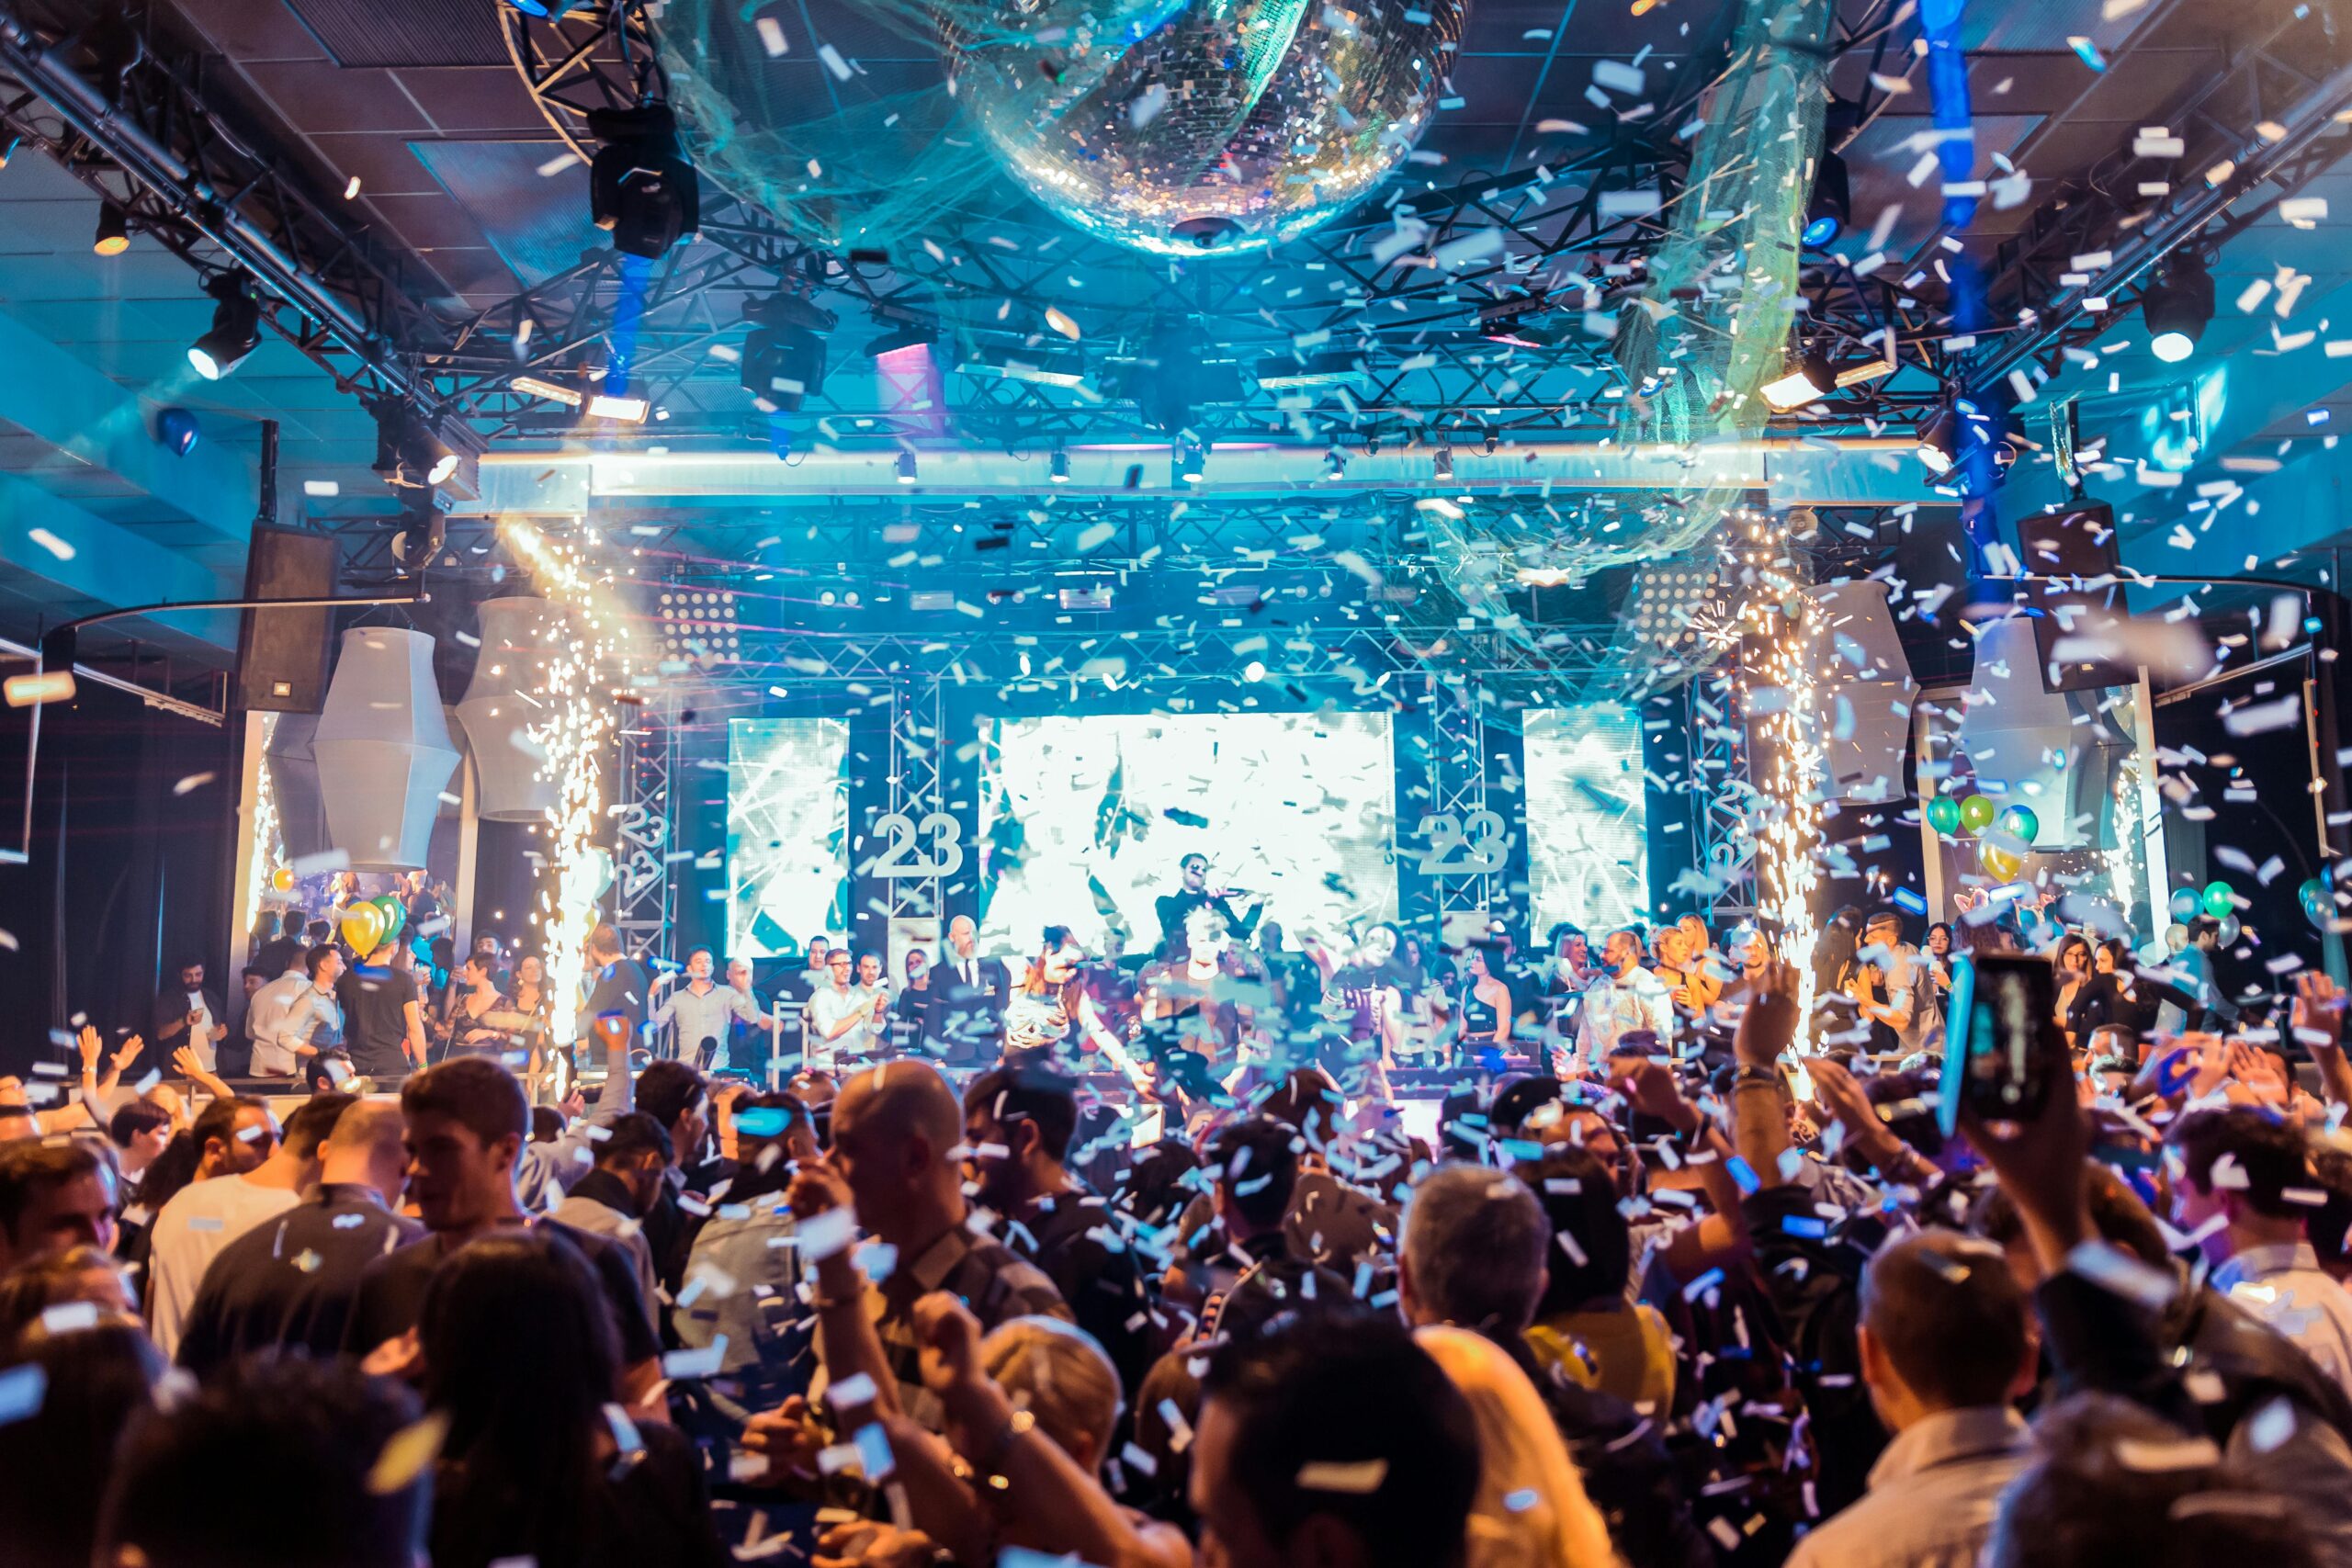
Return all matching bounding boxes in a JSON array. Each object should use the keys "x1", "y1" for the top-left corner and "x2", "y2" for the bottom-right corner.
[
  {"x1": 1137, "y1": 908, "x2": 1249, "y2": 1097},
  {"x1": 934, "y1": 914, "x2": 1009, "y2": 1066},
  {"x1": 1153, "y1": 852, "x2": 1263, "y2": 955},
  {"x1": 650, "y1": 947, "x2": 765, "y2": 1071},
  {"x1": 1459, "y1": 943, "x2": 1513, "y2": 1072},
  {"x1": 1303, "y1": 922, "x2": 1403, "y2": 1101},
  {"x1": 1001, "y1": 928, "x2": 1150, "y2": 1093}
]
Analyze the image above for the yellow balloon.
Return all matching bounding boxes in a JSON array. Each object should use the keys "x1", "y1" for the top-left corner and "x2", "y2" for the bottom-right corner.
[
  {"x1": 1980, "y1": 843, "x2": 2023, "y2": 881},
  {"x1": 341, "y1": 902, "x2": 385, "y2": 954},
  {"x1": 270, "y1": 866, "x2": 295, "y2": 892}
]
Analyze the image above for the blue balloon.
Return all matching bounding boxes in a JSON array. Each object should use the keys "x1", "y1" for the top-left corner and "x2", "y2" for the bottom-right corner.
[{"x1": 2167, "y1": 888, "x2": 2201, "y2": 923}]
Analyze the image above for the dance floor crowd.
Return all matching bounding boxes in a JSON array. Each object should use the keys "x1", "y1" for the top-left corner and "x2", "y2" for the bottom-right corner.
[{"x1": 3, "y1": 893, "x2": 2351, "y2": 1568}]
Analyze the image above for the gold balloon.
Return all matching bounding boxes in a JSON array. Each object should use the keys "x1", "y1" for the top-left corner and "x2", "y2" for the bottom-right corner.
[
  {"x1": 341, "y1": 901, "x2": 385, "y2": 955},
  {"x1": 270, "y1": 866, "x2": 295, "y2": 892}
]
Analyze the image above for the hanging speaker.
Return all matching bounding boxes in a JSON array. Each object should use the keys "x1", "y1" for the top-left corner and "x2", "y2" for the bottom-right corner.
[
  {"x1": 2016, "y1": 502, "x2": 2132, "y2": 693},
  {"x1": 235, "y1": 527, "x2": 338, "y2": 712},
  {"x1": 1803, "y1": 580, "x2": 1917, "y2": 804},
  {"x1": 311, "y1": 627, "x2": 461, "y2": 871}
]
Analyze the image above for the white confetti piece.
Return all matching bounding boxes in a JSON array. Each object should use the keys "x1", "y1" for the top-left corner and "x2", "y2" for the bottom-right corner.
[
  {"x1": 817, "y1": 43, "x2": 854, "y2": 81},
  {"x1": 756, "y1": 15, "x2": 788, "y2": 54},
  {"x1": 26, "y1": 527, "x2": 74, "y2": 560},
  {"x1": 172, "y1": 772, "x2": 216, "y2": 795}
]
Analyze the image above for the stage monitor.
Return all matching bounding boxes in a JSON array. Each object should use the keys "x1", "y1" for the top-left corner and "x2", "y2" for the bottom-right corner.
[
  {"x1": 1523, "y1": 704, "x2": 1648, "y2": 942},
  {"x1": 978, "y1": 712, "x2": 1397, "y2": 956},
  {"x1": 727, "y1": 716, "x2": 852, "y2": 957}
]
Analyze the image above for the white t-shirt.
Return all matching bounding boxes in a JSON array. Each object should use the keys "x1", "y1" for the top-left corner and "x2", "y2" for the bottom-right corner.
[
  {"x1": 182, "y1": 990, "x2": 217, "y2": 1072},
  {"x1": 806, "y1": 984, "x2": 872, "y2": 1073},
  {"x1": 145, "y1": 1173, "x2": 301, "y2": 1359}
]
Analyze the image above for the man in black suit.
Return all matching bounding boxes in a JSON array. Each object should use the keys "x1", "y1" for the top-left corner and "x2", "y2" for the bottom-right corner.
[
  {"x1": 1153, "y1": 852, "x2": 1262, "y2": 957},
  {"x1": 934, "y1": 915, "x2": 1007, "y2": 1065}
]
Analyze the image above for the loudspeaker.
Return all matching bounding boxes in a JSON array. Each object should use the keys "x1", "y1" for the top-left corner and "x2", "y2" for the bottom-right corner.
[
  {"x1": 2016, "y1": 502, "x2": 2132, "y2": 693},
  {"x1": 235, "y1": 526, "x2": 338, "y2": 712}
]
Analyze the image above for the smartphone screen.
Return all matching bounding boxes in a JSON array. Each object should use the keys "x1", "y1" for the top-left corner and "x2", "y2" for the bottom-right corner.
[{"x1": 1939, "y1": 953, "x2": 2059, "y2": 1134}]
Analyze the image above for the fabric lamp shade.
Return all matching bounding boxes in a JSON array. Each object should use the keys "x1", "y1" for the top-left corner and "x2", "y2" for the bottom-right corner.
[
  {"x1": 458, "y1": 596, "x2": 559, "y2": 821},
  {"x1": 1802, "y1": 581, "x2": 1917, "y2": 805},
  {"x1": 262, "y1": 711, "x2": 330, "y2": 863},
  {"x1": 1957, "y1": 615, "x2": 2131, "y2": 851},
  {"x1": 311, "y1": 627, "x2": 461, "y2": 871}
]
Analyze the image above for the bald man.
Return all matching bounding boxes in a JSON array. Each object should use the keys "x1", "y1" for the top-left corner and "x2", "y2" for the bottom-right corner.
[
  {"x1": 174, "y1": 1099, "x2": 425, "y2": 1374},
  {"x1": 788, "y1": 1061, "x2": 1069, "y2": 1426},
  {"x1": 934, "y1": 915, "x2": 1008, "y2": 1065}
]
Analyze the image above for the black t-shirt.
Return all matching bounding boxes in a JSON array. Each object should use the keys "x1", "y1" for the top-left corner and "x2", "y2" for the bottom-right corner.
[
  {"x1": 341, "y1": 1219, "x2": 662, "y2": 1368},
  {"x1": 584, "y1": 957, "x2": 650, "y2": 1065},
  {"x1": 1013, "y1": 1187, "x2": 1154, "y2": 1401},
  {"x1": 175, "y1": 1185, "x2": 424, "y2": 1376},
  {"x1": 336, "y1": 964, "x2": 419, "y2": 1077}
]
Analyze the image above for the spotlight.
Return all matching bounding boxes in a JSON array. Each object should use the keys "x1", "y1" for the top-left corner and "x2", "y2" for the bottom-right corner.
[
  {"x1": 1253, "y1": 351, "x2": 1368, "y2": 389},
  {"x1": 1049, "y1": 443, "x2": 1070, "y2": 483},
  {"x1": 369, "y1": 403, "x2": 480, "y2": 493},
  {"x1": 93, "y1": 201, "x2": 130, "y2": 256},
  {"x1": 187, "y1": 274, "x2": 262, "y2": 379},
  {"x1": 1917, "y1": 406, "x2": 1959, "y2": 477},
  {"x1": 1433, "y1": 440, "x2": 1454, "y2": 480},
  {"x1": 154, "y1": 407, "x2": 198, "y2": 457},
  {"x1": 863, "y1": 323, "x2": 935, "y2": 357},
  {"x1": 1803, "y1": 148, "x2": 1849, "y2": 247},
  {"x1": 741, "y1": 294, "x2": 835, "y2": 414},
  {"x1": 2143, "y1": 253, "x2": 2214, "y2": 364},
  {"x1": 896, "y1": 450, "x2": 919, "y2": 485},
  {"x1": 510, "y1": 375, "x2": 584, "y2": 407},
  {"x1": 1760, "y1": 352, "x2": 1837, "y2": 412},
  {"x1": 1322, "y1": 447, "x2": 1347, "y2": 481},
  {"x1": 1177, "y1": 439, "x2": 1205, "y2": 485},
  {"x1": 1482, "y1": 428, "x2": 1499, "y2": 457},
  {"x1": 586, "y1": 104, "x2": 700, "y2": 259},
  {"x1": 584, "y1": 392, "x2": 649, "y2": 423}
]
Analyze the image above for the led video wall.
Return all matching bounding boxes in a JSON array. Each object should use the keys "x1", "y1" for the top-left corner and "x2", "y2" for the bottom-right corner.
[
  {"x1": 726, "y1": 716, "x2": 853, "y2": 958},
  {"x1": 977, "y1": 712, "x2": 1397, "y2": 955},
  {"x1": 1523, "y1": 704, "x2": 1647, "y2": 941}
]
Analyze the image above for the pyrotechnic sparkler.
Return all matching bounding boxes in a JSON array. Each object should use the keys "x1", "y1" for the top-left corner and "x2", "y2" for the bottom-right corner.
[
  {"x1": 1738, "y1": 522, "x2": 1825, "y2": 1057},
  {"x1": 242, "y1": 711, "x2": 284, "y2": 935},
  {"x1": 500, "y1": 518, "x2": 636, "y2": 1046}
]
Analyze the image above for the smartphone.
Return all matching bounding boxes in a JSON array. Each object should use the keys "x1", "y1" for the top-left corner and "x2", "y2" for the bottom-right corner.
[{"x1": 1937, "y1": 953, "x2": 2062, "y2": 1135}]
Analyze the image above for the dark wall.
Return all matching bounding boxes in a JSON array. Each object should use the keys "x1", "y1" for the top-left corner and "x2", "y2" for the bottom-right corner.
[{"x1": 0, "y1": 681, "x2": 234, "y2": 1071}]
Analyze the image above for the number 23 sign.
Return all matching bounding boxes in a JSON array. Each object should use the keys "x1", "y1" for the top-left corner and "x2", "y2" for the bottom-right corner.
[
  {"x1": 1411, "y1": 810, "x2": 1507, "y2": 874},
  {"x1": 871, "y1": 811, "x2": 965, "y2": 878}
]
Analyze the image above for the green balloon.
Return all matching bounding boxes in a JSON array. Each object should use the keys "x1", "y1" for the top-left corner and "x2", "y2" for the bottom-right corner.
[
  {"x1": 1958, "y1": 794, "x2": 1996, "y2": 833},
  {"x1": 1926, "y1": 796, "x2": 1962, "y2": 835},
  {"x1": 2201, "y1": 880, "x2": 2236, "y2": 919},
  {"x1": 373, "y1": 894, "x2": 406, "y2": 943},
  {"x1": 1994, "y1": 805, "x2": 2039, "y2": 843}
]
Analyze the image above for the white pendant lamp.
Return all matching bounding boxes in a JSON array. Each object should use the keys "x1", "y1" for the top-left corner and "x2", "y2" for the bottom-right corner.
[
  {"x1": 1802, "y1": 580, "x2": 1918, "y2": 805},
  {"x1": 458, "y1": 596, "x2": 559, "y2": 821},
  {"x1": 262, "y1": 711, "x2": 330, "y2": 862},
  {"x1": 1958, "y1": 615, "x2": 2130, "y2": 851},
  {"x1": 311, "y1": 626, "x2": 461, "y2": 870}
]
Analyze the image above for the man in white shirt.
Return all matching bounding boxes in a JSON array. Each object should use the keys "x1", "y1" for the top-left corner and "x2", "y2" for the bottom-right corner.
[
  {"x1": 2173, "y1": 1104, "x2": 2352, "y2": 1397},
  {"x1": 650, "y1": 946, "x2": 765, "y2": 1069},
  {"x1": 248, "y1": 946, "x2": 345, "y2": 1077},
  {"x1": 1565, "y1": 928, "x2": 1674, "y2": 1075},
  {"x1": 806, "y1": 948, "x2": 870, "y2": 1073},
  {"x1": 146, "y1": 1091, "x2": 349, "y2": 1359}
]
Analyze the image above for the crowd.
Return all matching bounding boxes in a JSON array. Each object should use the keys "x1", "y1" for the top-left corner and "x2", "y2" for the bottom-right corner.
[{"x1": 5, "y1": 881, "x2": 2352, "y2": 1568}]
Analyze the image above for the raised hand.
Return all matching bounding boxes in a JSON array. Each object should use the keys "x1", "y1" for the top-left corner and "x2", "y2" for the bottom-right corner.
[
  {"x1": 76, "y1": 1026, "x2": 102, "y2": 1076},
  {"x1": 110, "y1": 1034, "x2": 145, "y2": 1074},
  {"x1": 1736, "y1": 961, "x2": 1801, "y2": 1067},
  {"x1": 910, "y1": 1290, "x2": 984, "y2": 1398}
]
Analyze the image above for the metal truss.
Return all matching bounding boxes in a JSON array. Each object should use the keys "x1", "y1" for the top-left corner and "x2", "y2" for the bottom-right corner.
[
  {"x1": 1425, "y1": 678, "x2": 1500, "y2": 917},
  {"x1": 879, "y1": 676, "x2": 950, "y2": 930},
  {"x1": 0, "y1": 0, "x2": 452, "y2": 408},
  {"x1": 1683, "y1": 665, "x2": 1759, "y2": 924},
  {"x1": 611, "y1": 694, "x2": 681, "y2": 955}
]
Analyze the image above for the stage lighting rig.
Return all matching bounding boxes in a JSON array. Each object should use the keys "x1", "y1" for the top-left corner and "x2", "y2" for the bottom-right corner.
[
  {"x1": 1804, "y1": 105, "x2": 1857, "y2": 247},
  {"x1": 1916, "y1": 405, "x2": 1959, "y2": 477},
  {"x1": 1432, "y1": 439, "x2": 1455, "y2": 480},
  {"x1": 2143, "y1": 253, "x2": 2215, "y2": 364},
  {"x1": 741, "y1": 294, "x2": 835, "y2": 414},
  {"x1": 1122, "y1": 317, "x2": 1240, "y2": 431},
  {"x1": 187, "y1": 273, "x2": 262, "y2": 380},
  {"x1": 154, "y1": 407, "x2": 198, "y2": 457},
  {"x1": 1049, "y1": 443, "x2": 1071, "y2": 483},
  {"x1": 369, "y1": 402, "x2": 481, "y2": 496},
  {"x1": 1760, "y1": 351, "x2": 1836, "y2": 412},
  {"x1": 94, "y1": 201, "x2": 130, "y2": 256},
  {"x1": 587, "y1": 104, "x2": 700, "y2": 259}
]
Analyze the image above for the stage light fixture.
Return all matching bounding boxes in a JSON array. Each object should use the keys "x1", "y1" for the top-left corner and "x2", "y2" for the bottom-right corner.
[
  {"x1": 370, "y1": 404, "x2": 480, "y2": 493},
  {"x1": 187, "y1": 274, "x2": 262, "y2": 380},
  {"x1": 1178, "y1": 439, "x2": 1205, "y2": 484},
  {"x1": 896, "y1": 450, "x2": 919, "y2": 485},
  {"x1": 1917, "y1": 406, "x2": 1960, "y2": 476},
  {"x1": 1253, "y1": 350, "x2": 1368, "y2": 389},
  {"x1": 2143, "y1": 253, "x2": 2214, "y2": 364},
  {"x1": 1123, "y1": 316, "x2": 1241, "y2": 431},
  {"x1": 586, "y1": 104, "x2": 699, "y2": 259},
  {"x1": 1482, "y1": 428, "x2": 1499, "y2": 456},
  {"x1": 1049, "y1": 443, "x2": 1070, "y2": 483},
  {"x1": 1760, "y1": 352, "x2": 1836, "y2": 412},
  {"x1": 585, "y1": 392, "x2": 649, "y2": 423},
  {"x1": 863, "y1": 323, "x2": 935, "y2": 357},
  {"x1": 1432, "y1": 441, "x2": 1454, "y2": 480},
  {"x1": 1803, "y1": 148, "x2": 1849, "y2": 246},
  {"x1": 1322, "y1": 447, "x2": 1347, "y2": 481},
  {"x1": 93, "y1": 201, "x2": 130, "y2": 256},
  {"x1": 154, "y1": 407, "x2": 198, "y2": 457},
  {"x1": 741, "y1": 294, "x2": 835, "y2": 414},
  {"x1": 511, "y1": 375, "x2": 584, "y2": 407}
]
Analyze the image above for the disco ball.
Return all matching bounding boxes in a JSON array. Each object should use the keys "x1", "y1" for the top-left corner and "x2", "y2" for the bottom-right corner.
[{"x1": 951, "y1": 0, "x2": 1467, "y2": 256}]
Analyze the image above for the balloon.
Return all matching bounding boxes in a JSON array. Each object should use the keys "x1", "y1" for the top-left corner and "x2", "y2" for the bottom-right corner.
[
  {"x1": 1926, "y1": 796, "x2": 1962, "y2": 836},
  {"x1": 340, "y1": 901, "x2": 385, "y2": 954},
  {"x1": 2168, "y1": 888, "x2": 2201, "y2": 923},
  {"x1": 1958, "y1": 794, "x2": 1996, "y2": 833},
  {"x1": 2302, "y1": 877, "x2": 2334, "y2": 930},
  {"x1": 372, "y1": 894, "x2": 405, "y2": 945},
  {"x1": 269, "y1": 866, "x2": 295, "y2": 892},
  {"x1": 1994, "y1": 805, "x2": 2039, "y2": 843},
  {"x1": 2217, "y1": 914, "x2": 2243, "y2": 946},
  {"x1": 2201, "y1": 880, "x2": 2236, "y2": 919},
  {"x1": 1979, "y1": 829, "x2": 2029, "y2": 883}
]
